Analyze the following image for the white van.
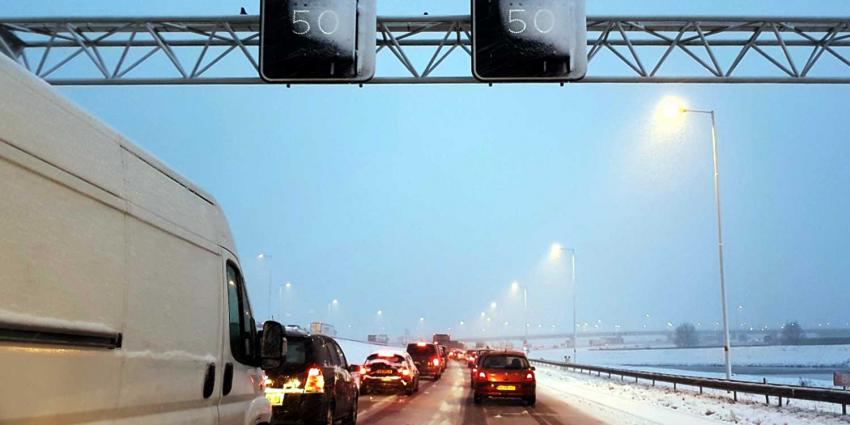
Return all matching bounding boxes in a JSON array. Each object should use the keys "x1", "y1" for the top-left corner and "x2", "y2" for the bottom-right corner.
[{"x1": 0, "y1": 54, "x2": 284, "y2": 424}]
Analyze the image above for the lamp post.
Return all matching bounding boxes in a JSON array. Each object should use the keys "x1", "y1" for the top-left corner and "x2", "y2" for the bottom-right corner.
[
  {"x1": 660, "y1": 98, "x2": 733, "y2": 380},
  {"x1": 257, "y1": 253, "x2": 273, "y2": 320},
  {"x1": 551, "y1": 243, "x2": 577, "y2": 362},
  {"x1": 511, "y1": 281, "x2": 529, "y2": 351}
]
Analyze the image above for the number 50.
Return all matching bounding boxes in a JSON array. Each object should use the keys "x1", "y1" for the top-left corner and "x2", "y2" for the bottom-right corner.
[
  {"x1": 291, "y1": 9, "x2": 340, "y2": 35},
  {"x1": 507, "y1": 9, "x2": 556, "y2": 34}
]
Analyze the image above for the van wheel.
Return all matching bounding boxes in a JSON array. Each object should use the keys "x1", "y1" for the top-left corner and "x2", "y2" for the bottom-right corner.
[{"x1": 342, "y1": 396, "x2": 357, "y2": 425}]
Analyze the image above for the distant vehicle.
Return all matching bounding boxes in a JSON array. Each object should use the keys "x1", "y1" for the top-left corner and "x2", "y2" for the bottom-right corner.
[
  {"x1": 367, "y1": 334, "x2": 389, "y2": 344},
  {"x1": 264, "y1": 331, "x2": 358, "y2": 425},
  {"x1": 0, "y1": 55, "x2": 283, "y2": 425},
  {"x1": 360, "y1": 350, "x2": 420, "y2": 396},
  {"x1": 405, "y1": 342, "x2": 443, "y2": 379},
  {"x1": 466, "y1": 349, "x2": 479, "y2": 368},
  {"x1": 310, "y1": 322, "x2": 337, "y2": 337},
  {"x1": 433, "y1": 333, "x2": 451, "y2": 346},
  {"x1": 437, "y1": 345, "x2": 449, "y2": 372},
  {"x1": 471, "y1": 351, "x2": 536, "y2": 406},
  {"x1": 467, "y1": 348, "x2": 492, "y2": 369}
]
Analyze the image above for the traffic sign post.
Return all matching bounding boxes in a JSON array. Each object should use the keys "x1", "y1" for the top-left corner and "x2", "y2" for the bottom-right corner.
[
  {"x1": 260, "y1": 0, "x2": 375, "y2": 82},
  {"x1": 472, "y1": 0, "x2": 587, "y2": 82}
]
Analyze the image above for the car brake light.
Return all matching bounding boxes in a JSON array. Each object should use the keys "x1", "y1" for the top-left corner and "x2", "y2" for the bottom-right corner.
[
  {"x1": 525, "y1": 370, "x2": 535, "y2": 381},
  {"x1": 401, "y1": 367, "x2": 411, "y2": 377},
  {"x1": 305, "y1": 367, "x2": 324, "y2": 393},
  {"x1": 432, "y1": 357, "x2": 440, "y2": 367},
  {"x1": 478, "y1": 371, "x2": 487, "y2": 380},
  {"x1": 417, "y1": 342, "x2": 427, "y2": 347}
]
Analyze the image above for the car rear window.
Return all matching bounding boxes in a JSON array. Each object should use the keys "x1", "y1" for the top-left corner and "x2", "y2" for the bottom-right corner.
[
  {"x1": 482, "y1": 355, "x2": 529, "y2": 370},
  {"x1": 277, "y1": 336, "x2": 314, "y2": 372},
  {"x1": 406, "y1": 343, "x2": 437, "y2": 358}
]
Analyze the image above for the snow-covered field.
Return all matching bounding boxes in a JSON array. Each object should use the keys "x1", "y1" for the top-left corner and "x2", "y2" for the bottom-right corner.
[
  {"x1": 536, "y1": 363, "x2": 850, "y2": 425},
  {"x1": 535, "y1": 344, "x2": 850, "y2": 368},
  {"x1": 533, "y1": 344, "x2": 850, "y2": 388}
]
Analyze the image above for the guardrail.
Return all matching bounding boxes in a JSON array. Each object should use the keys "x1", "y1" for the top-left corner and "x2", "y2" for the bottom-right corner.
[{"x1": 530, "y1": 358, "x2": 849, "y2": 415}]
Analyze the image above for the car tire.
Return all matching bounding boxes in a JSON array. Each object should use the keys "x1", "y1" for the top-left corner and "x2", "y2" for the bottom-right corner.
[
  {"x1": 342, "y1": 396, "x2": 358, "y2": 425},
  {"x1": 473, "y1": 393, "x2": 483, "y2": 404},
  {"x1": 405, "y1": 383, "x2": 415, "y2": 396},
  {"x1": 525, "y1": 395, "x2": 536, "y2": 407},
  {"x1": 360, "y1": 385, "x2": 369, "y2": 396},
  {"x1": 415, "y1": 379, "x2": 420, "y2": 392}
]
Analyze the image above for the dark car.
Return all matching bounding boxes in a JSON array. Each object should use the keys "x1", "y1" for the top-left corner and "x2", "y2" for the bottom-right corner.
[
  {"x1": 265, "y1": 331, "x2": 359, "y2": 424},
  {"x1": 360, "y1": 350, "x2": 420, "y2": 396},
  {"x1": 405, "y1": 342, "x2": 443, "y2": 379},
  {"x1": 471, "y1": 351, "x2": 536, "y2": 406}
]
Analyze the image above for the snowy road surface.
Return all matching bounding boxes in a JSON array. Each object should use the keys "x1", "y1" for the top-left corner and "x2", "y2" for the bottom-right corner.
[
  {"x1": 357, "y1": 362, "x2": 607, "y2": 425},
  {"x1": 338, "y1": 340, "x2": 850, "y2": 425}
]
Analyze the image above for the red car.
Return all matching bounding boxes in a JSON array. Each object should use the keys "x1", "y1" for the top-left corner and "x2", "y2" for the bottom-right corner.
[{"x1": 471, "y1": 351, "x2": 536, "y2": 406}]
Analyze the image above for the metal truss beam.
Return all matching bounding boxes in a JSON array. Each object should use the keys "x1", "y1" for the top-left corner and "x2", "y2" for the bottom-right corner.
[{"x1": 1, "y1": 15, "x2": 849, "y2": 85}]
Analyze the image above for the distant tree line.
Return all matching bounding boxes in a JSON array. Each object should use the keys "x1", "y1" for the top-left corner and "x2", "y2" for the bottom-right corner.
[{"x1": 672, "y1": 320, "x2": 806, "y2": 348}]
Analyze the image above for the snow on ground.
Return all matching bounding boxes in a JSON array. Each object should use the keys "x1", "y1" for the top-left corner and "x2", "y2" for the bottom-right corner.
[
  {"x1": 535, "y1": 345, "x2": 850, "y2": 368},
  {"x1": 337, "y1": 339, "x2": 399, "y2": 364},
  {"x1": 535, "y1": 363, "x2": 850, "y2": 425}
]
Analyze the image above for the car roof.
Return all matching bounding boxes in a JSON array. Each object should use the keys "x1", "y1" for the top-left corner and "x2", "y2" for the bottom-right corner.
[
  {"x1": 367, "y1": 349, "x2": 408, "y2": 357},
  {"x1": 480, "y1": 349, "x2": 526, "y2": 357}
]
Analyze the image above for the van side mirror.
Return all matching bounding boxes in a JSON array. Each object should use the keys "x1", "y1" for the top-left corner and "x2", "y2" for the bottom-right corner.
[{"x1": 260, "y1": 321, "x2": 287, "y2": 370}]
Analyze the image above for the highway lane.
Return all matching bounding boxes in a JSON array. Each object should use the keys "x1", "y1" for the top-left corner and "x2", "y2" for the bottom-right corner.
[{"x1": 357, "y1": 362, "x2": 608, "y2": 425}]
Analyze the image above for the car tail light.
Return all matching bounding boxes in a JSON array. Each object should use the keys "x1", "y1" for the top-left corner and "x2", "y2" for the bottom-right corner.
[
  {"x1": 400, "y1": 367, "x2": 411, "y2": 377},
  {"x1": 431, "y1": 357, "x2": 441, "y2": 367},
  {"x1": 304, "y1": 367, "x2": 325, "y2": 393},
  {"x1": 478, "y1": 371, "x2": 487, "y2": 380},
  {"x1": 525, "y1": 370, "x2": 535, "y2": 382},
  {"x1": 363, "y1": 365, "x2": 371, "y2": 374},
  {"x1": 417, "y1": 342, "x2": 427, "y2": 347}
]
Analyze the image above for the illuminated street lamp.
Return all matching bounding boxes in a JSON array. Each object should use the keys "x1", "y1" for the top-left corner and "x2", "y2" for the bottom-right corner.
[{"x1": 656, "y1": 96, "x2": 733, "y2": 380}]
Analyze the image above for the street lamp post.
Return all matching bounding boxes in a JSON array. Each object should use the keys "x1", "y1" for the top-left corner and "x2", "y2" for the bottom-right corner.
[
  {"x1": 667, "y1": 101, "x2": 733, "y2": 380},
  {"x1": 511, "y1": 281, "x2": 529, "y2": 351},
  {"x1": 568, "y1": 249, "x2": 577, "y2": 363},
  {"x1": 550, "y1": 243, "x2": 577, "y2": 362},
  {"x1": 684, "y1": 107, "x2": 732, "y2": 380},
  {"x1": 257, "y1": 253, "x2": 273, "y2": 320}
]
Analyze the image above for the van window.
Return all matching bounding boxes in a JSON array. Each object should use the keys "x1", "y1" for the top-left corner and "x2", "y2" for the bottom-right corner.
[{"x1": 226, "y1": 262, "x2": 257, "y2": 365}]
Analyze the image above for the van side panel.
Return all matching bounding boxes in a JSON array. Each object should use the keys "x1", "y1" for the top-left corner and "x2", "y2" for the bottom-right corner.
[
  {"x1": 0, "y1": 142, "x2": 124, "y2": 422},
  {"x1": 116, "y1": 153, "x2": 223, "y2": 425},
  {"x1": 0, "y1": 55, "x2": 125, "y2": 198}
]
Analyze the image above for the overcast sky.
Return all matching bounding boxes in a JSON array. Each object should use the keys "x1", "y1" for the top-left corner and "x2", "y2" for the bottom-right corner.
[{"x1": 4, "y1": 1, "x2": 849, "y2": 340}]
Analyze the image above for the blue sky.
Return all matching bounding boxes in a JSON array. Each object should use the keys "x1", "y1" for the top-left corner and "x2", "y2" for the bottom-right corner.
[{"x1": 4, "y1": 1, "x2": 849, "y2": 340}]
